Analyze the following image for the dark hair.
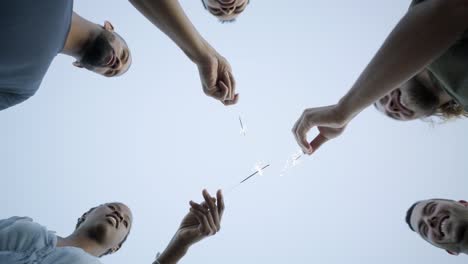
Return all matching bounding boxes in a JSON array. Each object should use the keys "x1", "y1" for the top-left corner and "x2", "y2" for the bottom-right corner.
[
  {"x1": 75, "y1": 205, "x2": 131, "y2": 257},
  {"x1": 405, "y1": 202, "x2": 419, "y2": 232}
]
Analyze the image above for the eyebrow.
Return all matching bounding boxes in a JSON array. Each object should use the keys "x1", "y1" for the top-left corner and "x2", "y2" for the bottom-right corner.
[{"x1": 423, "y1": 202, "x2": 434, "y2": 216}]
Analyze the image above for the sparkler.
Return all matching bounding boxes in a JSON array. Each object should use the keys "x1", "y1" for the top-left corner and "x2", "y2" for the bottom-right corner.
[
  {"x1": 280, "y1": 151, "x2": 304, "y2": 177},
  {"x1": 239, "y1": 116, "x2": 247, "y2": 136},
  {"x1": 240, "y1": 164, "x2": 270, "y2": 183}
]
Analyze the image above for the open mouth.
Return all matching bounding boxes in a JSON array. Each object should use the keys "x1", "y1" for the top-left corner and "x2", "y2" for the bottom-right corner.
[
  {"x1": 393, "y1": 89, "x2": 414, "y2": 117},
  {"x1": 106, "y1": 214, "x2": 120, "y2": 228},
  {"x1": 439, "y1": 216, "x2": 449, "y2": 237},
  {"x1": 105, "y1": 51, "x2": 117, "y2": 68}
]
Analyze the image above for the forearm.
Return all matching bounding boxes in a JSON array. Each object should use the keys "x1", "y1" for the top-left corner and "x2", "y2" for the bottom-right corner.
[
  {"x1": 338, "y1": 0, "x2": 468, "y2": 120},
  {"x1": 129, "y1": 0, "x2": 213, "y2": 64},
  {"x1": 154, "y1": 236, "x2": 190, "y2": 264}
]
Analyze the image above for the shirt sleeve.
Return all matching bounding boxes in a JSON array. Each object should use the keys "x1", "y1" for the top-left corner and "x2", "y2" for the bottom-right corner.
[
  {"x1": 0, "y1": 217, "x2": 53, "y2": 253},
  {"x1": 0, "y1": 92, "x2": 30, "y2": 111}
]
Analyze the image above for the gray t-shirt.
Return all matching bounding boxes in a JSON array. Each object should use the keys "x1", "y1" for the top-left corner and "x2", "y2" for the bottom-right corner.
[
  {"x1": 0, "y1": 0, "x2": 73, "y2": 111},
  {"x1": 411, "y1": 0, "x2": 468, "y2": 110}
]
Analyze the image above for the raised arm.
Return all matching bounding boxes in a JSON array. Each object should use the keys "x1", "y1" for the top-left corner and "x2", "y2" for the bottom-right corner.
[
  {"x1": 293, "y1": 0, "x2": 468, "y2": 154},
  {"x1": 129, "y1": 0, "x2": 238, "y2": 105},
  {"x1": 153, "y1": 189, "x2": 224, "y2": 264}
]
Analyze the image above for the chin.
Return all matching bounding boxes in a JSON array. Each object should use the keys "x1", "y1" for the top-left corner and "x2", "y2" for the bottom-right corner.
[{"x1": 87, "y1": 222, "x2": 115, "y2": 245}]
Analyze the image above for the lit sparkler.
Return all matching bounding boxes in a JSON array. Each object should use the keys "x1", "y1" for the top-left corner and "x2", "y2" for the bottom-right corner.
[{"x1": 240, "y1": 163, "x2": 270, "y2": 183}]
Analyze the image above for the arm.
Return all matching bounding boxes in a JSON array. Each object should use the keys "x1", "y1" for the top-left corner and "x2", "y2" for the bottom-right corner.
[
  {"x1": 293, "y1": 0, "x2": 468, "y2": 154},
  {"x1": 129, "y1": 0, "x2": 238, "y2": 105},
  {"x1": 154, "y1": 189, "x2": 224, "y2": 264},
  {"x1": 338, "y1": 0, "x2": 468, "y2": 118}
]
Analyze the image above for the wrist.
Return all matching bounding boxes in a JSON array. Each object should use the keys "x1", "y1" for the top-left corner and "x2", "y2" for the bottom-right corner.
[
  {"x1": 156, "y1": 236, "x2": 190, "y2": 264},
  {"x1": 336, "y1": 96, "x2": 359, "y2": 123}
]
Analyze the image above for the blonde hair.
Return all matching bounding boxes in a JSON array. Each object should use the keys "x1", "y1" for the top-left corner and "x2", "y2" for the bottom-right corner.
[{"x1": 433, "y1": 100, "x2": 468, "y2": 121}]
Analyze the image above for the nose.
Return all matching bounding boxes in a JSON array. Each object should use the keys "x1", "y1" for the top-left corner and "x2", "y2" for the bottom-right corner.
[
  {"x1": 114, "y1": 210, "x2": 124, "y2": 221},
  {"x1": 221, "y1": 6, "x2": 235, "y2": 15},
  {"x1": 428, "y1": 216, "x2": 437, "y2": 228}
]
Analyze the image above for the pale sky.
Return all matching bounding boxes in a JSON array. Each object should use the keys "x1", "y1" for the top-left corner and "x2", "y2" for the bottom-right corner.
[{"x1": 1, "y1": 1, "x2": 467, "y2": 263}]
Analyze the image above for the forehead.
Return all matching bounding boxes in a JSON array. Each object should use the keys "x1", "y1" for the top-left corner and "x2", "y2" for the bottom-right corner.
[
  {"x1": 410, "y1": 201, "x2": 430, "y2": 232},
  {"x1": 97, "y1": 202, "x2": 133, "y2": 218}
]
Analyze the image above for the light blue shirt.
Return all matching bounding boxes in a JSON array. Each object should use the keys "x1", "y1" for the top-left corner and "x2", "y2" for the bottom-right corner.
[
  {"x1": 0, "y1": 217, "x2": 101, "y2": 264},
  {"x1": 0, "y1": 0, "x2": 73, "y2": 111}
]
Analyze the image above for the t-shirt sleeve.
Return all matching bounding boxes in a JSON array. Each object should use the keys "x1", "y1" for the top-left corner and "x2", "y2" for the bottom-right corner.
[
  {"x1": 0, "y1": 92, "x2": 30, "y2": 111},
  {"x1": 0, "y1": 217, "x2": 53, "y2": 253},
  {"x1": 410, "y1": 0, "x2": 426, "y2": 7}
]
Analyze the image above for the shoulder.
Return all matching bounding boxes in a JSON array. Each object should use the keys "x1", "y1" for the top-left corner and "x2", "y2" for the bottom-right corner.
[{"x1": 0, "y1": 216, "x2": 56, "y2": 253}]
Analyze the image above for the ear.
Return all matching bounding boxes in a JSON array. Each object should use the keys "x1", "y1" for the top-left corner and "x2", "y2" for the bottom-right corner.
[
  {"x1": 458, "y1": 200, "x2": 468, "y2": 207},
  {"x1": 104, "y1": 21, "x2": 114, "y2": 32},
  {"x1": 73, "y1": 61, "x2": 83, "y2": 68},
  {"x1": 446, "y1": 250, "x2": 459, "y2": 256}
]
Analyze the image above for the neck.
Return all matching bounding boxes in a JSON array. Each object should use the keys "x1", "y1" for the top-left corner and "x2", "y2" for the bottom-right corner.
[
  {"x1": 57, "y1": 232, "x2": 105, "y2": 257},
  {"x1": 62, "y1": 13, "x2": 99, "y2": 59},
  {"x1": 416, "y1": 69, "x2": 453, "y2": 106}
]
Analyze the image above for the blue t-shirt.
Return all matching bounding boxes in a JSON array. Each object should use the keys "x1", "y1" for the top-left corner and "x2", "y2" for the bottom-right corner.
[
  {"x1": 0, "y1": 217, "x2": 101, "y2": 264},
  {"x1": 0, "y1": 0, "x2": 73, "y2": 111}
]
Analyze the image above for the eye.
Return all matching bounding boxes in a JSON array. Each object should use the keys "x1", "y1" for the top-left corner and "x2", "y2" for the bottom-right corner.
[
  {"x1": 430, "y1": 203, "x2": 436, "y2": 214},
  {"x1": 123, "y1": 220, "x2": 129, "y2": 228},
  {"x1": 108, "y1": 205, "x2": 116, "y2": 210}
]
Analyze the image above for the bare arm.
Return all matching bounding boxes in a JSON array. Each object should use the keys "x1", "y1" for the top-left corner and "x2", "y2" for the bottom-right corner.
[
  {"x1": 128, "y1": 0, "x2": 238, "y2": 105},
  {"x1": 129, "y1": 0, "x2": 211, "y2": 63},
  {"x1": 339, "y1": 0, "x2": 468, "y2": 119},
  {"x1": 293, "y1": 0, "x2": 468, "y2": 154}
]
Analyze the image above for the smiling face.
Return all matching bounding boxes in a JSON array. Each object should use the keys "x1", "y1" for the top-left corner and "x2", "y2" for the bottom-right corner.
[
  {"x1": 201, "y1": 0, "x2": 249, "y2": 21},
  {"x1": 374, "y1": 77, "x2": 441, "y2": 121},
  {"x1": 74, "y1": 21, "x2": 132, "y2": 77},
  {"x1": 409, "y1": 199, "x2": 468, "y2": 255},
  {"x1": 75, "y1": 202, "x2": 133, "y2": 255}
]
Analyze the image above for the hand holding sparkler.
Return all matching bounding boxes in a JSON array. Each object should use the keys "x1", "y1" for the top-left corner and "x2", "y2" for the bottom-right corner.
[{"x1": 156, "y1": 189, "x2": 224, "y2": 264}]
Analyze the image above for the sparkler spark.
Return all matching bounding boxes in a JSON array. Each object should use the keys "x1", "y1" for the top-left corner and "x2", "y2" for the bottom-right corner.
[
  {"x1": 239, "y1": 116, "x2": 247, "y2": 135},
  {"x1": 240, "y1": 164, "x2": 270, "y2": 184},
  {"x1": 280, "y1": 151, "x2": 303, "y2": 177}
]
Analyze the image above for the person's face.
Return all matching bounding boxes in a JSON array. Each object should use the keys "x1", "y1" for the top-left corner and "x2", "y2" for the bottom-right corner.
[
  {"x1": 201, "y1": 0, "x2": 249, "y2": 21},
  {"x1": 410, "y1": 199, "x2": 468, "y2": 255},
  {"x1": 374, "y1": 77, "x2": 440, "y2": 121},
  {"x1": 77, "y1": 202, "x2": 133, "y2": 252},
  {"x1": 73, "y1": 21, "x2": 132, "y2": 77}
]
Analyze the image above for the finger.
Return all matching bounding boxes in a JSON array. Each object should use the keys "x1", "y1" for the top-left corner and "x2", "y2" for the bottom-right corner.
[
  {"x1": 190, "y1": 201, "x2": 208, "y2": 214},
  {"x1": 222, "y1": 94, "x2": 239, "y2": 106},
  {"x1": 228, "y1": 71, "x2": 236, "y2": 96},
  {"x1": 216, "y1": 189, "x2": 225, "y2": 219},
  {"x1": 222, "y1": 71, "x2": 233, "y2": 100},
  {"x1": 190, "y1": 208, "x2": 212, "y2": 235},
  {"x1": 309, "y1": 133, "x2": 329, "y2": 154},
  {"x1": 218, "y1": 81, "x2": 230, "y2": 101},
  {"x1": 203, "y1": 190, "x2": 220, "y2": 231},
  {"x1": 292, "y1": 115, "x2": 313, "y2": 154}
]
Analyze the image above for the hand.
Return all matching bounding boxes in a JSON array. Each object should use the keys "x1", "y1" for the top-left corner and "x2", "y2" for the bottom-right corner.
[
  {"x1": 292, "y1": 105, "x2": 348, "y2": 155},
  {"x1": 175, "y1": 189, "x2": 225, "y2": 247},
  {"x1": 197, "y1": 52, "x2": 238, "y2": 106}
]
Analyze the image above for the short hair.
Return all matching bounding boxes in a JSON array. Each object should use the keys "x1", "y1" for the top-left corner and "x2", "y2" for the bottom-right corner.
[
  {"x1": 76, "y1": 205, "x2": 131, "y2": 257},
  {"x1": 405, "y1": 201, "x2": 419, "y2": 232}
]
